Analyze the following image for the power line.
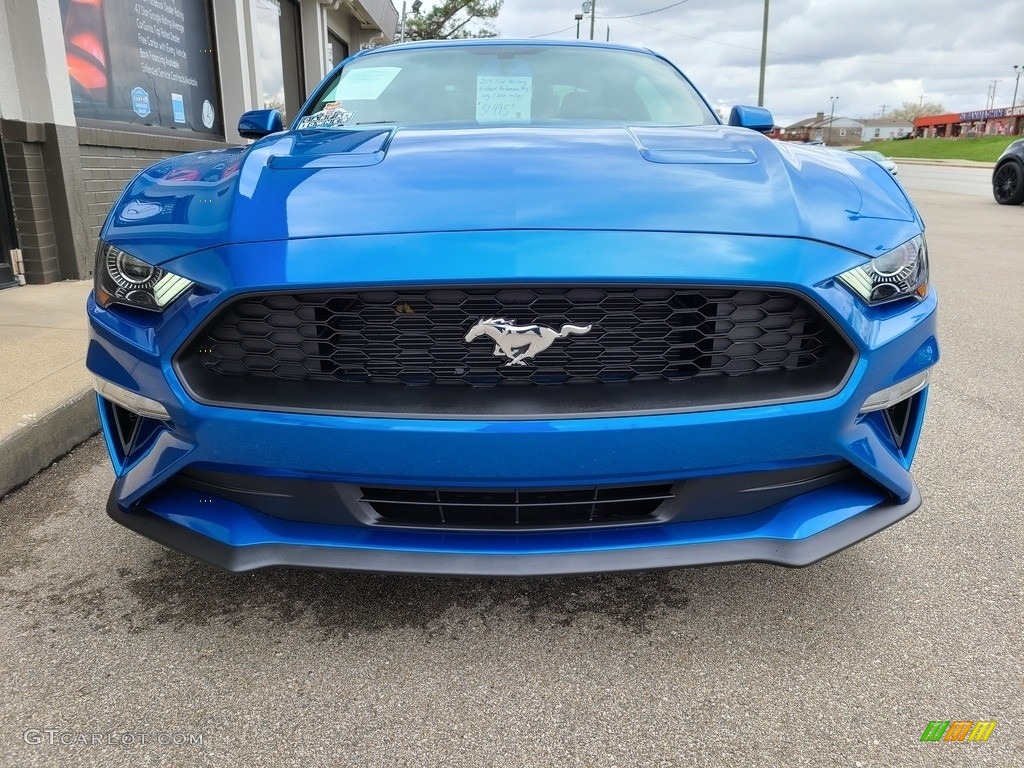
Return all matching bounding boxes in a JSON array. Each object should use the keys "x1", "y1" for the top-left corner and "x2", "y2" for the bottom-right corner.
[
  {"x1": 623, "y1": 18, "x2": 927, "y2": 67},
  {"x1": 599, "y1": 0, "x2": 693, "y2": 20},
  {"x1": 530, "y1": 0, "x2": 694, "y2": 38},
  {"x1": 529, "y1": 24, "x2": 578, "y2": 39}
]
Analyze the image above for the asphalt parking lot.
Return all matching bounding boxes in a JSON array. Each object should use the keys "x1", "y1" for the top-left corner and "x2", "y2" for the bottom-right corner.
[{"x1": 1, "y1": 170, "x2": 1021, "y2": 768}]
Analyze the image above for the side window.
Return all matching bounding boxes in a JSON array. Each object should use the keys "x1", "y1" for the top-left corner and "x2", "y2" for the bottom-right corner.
[
  {"x1": 634, "y1": 76, "x2": 672, "y2": 122},
  {"x1": 327, "y1": 30, "x2": 349, "y2": 69}
]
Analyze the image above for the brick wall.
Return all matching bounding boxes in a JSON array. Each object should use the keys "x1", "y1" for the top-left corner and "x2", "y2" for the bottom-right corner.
[
  {"x1": 0, "y1": 121, "x2": 234, "y2": 283},
  {"x1": 78, "y1": 143, "x2": 177, "y2": 246},
  {"x1": 77, "y1": 127, "x2": 231, "y2": 248},
  {"x1": 1, "y1": 121, "x2": 60, "y2": 283}
]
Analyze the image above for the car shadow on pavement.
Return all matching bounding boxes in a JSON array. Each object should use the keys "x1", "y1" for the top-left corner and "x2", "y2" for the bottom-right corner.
[
  {"x1": 108, "y1": 542, "x2": 878, "y2": 642},
  {"x1": 0, "y1": 437, "x2": 898, "y2": 649}
]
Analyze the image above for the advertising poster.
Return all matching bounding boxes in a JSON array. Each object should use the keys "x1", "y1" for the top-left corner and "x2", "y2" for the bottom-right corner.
[{"x1": 60, "y1": 0, "x2": 222, "y2": 135}]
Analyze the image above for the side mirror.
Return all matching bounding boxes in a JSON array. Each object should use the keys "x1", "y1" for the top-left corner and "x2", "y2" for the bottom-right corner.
[
  {"x1": 728, "y1": 105, "x2": 775, "y2": 134},
  {"x1": 238, "y1": 109, "x2": 284, "y2": 139}
]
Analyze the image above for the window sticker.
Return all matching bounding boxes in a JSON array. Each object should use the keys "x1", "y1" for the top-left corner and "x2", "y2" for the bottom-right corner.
[
  {"x1": 476, "y1": 76, "x2": 532, "y2": 122},
  {"x1": 171, "y1": 93, "x2": 186, "y2": 123},
  {"x1": 333, "y1": 67, "x2": 402, "y2": 101},
  {"x1": 296, "y1": 102, "x2": 355, "y2": 129}
]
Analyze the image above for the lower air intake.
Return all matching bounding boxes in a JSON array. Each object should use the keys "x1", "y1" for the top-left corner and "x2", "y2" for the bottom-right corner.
[{"x1": 360, "y1": 483, "x2": 676, "y2": 528}]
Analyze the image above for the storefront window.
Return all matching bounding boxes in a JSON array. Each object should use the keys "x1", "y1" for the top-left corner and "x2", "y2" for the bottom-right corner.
[
  {"x1": 60, "y1": 0, "x2": 222, "y2": 135},
  {"x1": 327, "y1": 29, "x2": 349, "y2": 70},
  {"x1": 255, "y1": 0, "x2": 303, "y2": 123}
]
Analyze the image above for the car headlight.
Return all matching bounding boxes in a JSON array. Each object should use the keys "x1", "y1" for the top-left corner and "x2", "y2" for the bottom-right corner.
[
  {"x1": 837, "y1": 234, "x2": 929, "y2": 306},
  {"x1": 94, "y1": 241, "x2": 193, "y2": 312}
]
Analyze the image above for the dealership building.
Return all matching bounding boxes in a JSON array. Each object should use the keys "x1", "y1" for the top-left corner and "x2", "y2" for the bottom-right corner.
[
  {"x1": 914, "y1": 105, "x2": 1024, "y2": 139},
  {"x1": 0, "y1": 0, "x2": 398, "y2": 288}
]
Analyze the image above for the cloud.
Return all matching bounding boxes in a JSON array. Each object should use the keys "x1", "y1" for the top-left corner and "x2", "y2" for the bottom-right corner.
[{"x1": 415, "y1": 0, "x2": 1022, "y2": 124}]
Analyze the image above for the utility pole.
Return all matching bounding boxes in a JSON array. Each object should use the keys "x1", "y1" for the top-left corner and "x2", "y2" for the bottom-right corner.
[
  {"x1": 879, "y1": 103, "x2": 887, "y2": 117},
  {"x1": 827, "y1": 96, "x2": 838, "y2": 145},
  {"x1": 590, "y1": 0, "x2": 596, "y2": 41},
  {"x1": 757, "y1": 0, "x2": 770, "y2": 106},
  {"x1": 399, "y1": 0, "x2": 406, "y2": 43},
  {"x1": 987, "y1": 80, "x2": 999, "y2": 110},
  {"x1": 1013, "y1": 65, "x2": 1022, "y2": 108}
]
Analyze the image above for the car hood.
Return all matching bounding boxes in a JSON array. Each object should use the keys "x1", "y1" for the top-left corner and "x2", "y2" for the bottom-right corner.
[{"x1": 103, "y1": 125, "x2": 921, "y2": 265}]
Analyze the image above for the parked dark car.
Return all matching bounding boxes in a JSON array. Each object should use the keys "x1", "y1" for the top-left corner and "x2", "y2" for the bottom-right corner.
[{"x1": 992, "y1": 139, "x2": 1024, "y2": 205}]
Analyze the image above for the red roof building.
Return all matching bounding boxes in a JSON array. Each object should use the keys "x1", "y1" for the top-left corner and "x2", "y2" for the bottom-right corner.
[{"x1": 915, "y1": 107, "x2": 1024, "y2": 138}]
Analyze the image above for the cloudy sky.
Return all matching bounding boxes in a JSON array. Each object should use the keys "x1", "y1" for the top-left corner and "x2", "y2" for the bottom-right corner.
[{"x1": 418, "y1": 0, "x2": 1022, "y2": 126}]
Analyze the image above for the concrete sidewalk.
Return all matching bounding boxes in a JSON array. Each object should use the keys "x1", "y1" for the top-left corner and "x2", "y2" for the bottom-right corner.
[{"x1": 0, "y1": 280, "x2": 97, "y2": 496}]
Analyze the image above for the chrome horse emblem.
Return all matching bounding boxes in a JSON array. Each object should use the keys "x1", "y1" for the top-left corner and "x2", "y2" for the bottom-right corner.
[{"x1": 464, "y1": 317, "x2": 593, "y2": 366}]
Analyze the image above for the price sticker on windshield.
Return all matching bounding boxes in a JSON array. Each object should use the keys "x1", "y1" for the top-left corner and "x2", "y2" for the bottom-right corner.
[{"x1": 476, "y1": 76, "x2": 532, "y2": 122}]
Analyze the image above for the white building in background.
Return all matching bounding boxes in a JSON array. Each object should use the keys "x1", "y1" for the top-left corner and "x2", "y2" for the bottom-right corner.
[{"x1": 859, "y1": 118, "x2": 914, "y2": 141}]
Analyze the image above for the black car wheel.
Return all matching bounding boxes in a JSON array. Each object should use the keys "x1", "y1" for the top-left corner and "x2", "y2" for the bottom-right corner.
[{"x1": 993, "y1": 161, "x2": 1024, "y2": 205}]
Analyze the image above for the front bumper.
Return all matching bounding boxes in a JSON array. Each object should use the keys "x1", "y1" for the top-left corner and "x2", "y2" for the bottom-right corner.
[
  {"x1": 108, "y1": 483, "x2": 921, "y2": 575},
  {"x1": 88, "y1": 230, "x2": 938, "y2": 574}
]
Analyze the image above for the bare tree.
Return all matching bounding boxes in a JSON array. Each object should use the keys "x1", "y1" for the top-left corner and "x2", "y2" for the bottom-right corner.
[
  {"x1": 889, "y1": 101, "x2": 946, "y2": 122},
  {"x1": 263, "y1": 98, "x2": 287, "y2": 123}
]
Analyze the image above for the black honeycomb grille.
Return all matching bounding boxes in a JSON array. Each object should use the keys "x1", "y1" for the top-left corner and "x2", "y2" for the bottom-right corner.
[{"x1": 185, "y1": 286, "x2": 848, "y2": 390}]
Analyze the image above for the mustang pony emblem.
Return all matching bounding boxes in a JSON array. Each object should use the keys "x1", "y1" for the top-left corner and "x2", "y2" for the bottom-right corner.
[{"x1": 464, "y1": 317, "x2": 593, "y2": 366}]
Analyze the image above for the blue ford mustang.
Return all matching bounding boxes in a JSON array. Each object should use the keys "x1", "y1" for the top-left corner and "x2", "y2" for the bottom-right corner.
[{"x1": 87, "y1": 40, "x2": 938, "y2": 576}]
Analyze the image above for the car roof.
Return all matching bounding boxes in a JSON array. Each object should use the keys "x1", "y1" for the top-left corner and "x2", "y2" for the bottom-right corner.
[{"x1": 350, "y1": 38, "x2": 658, "y2": 62}]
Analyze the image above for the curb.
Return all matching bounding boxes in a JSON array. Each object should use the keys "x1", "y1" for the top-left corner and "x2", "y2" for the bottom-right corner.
[
  {"x1": 0, "y1": 389, "x2": 100, "y2": 498},
  {"x1": 889, "y1": 158, "x2": 995, "y2": 170}
]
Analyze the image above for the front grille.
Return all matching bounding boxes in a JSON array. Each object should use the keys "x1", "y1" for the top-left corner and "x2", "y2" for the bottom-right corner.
[
  {"x1": 182, "y1": 286, "x2": 850, "y2": 392},
  {"x1": 360, "y1": 483, "x2": 675, "y2": 528}
]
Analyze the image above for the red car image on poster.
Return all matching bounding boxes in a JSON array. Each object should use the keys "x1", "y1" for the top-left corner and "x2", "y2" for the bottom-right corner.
[{"x1": 62, "y1": 0, "x2": 112, "y2": 104}]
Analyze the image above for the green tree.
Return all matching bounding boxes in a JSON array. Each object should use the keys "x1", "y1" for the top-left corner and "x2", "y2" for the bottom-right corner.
[
  {"x1": 889, "y1": 101, "x2": 946, "y2": 122},
  {"x1": 402, "y1": 0, "x2": 503, "y2": 41}
]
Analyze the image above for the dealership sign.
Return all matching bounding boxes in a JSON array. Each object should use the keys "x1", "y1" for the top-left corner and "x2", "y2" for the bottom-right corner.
[
  {"x1": 61, "y1": 0, "x2": 221, "y2": 135},
  {"x1": 959, "y1": 108, "x2": 1008, "y2": 121}
]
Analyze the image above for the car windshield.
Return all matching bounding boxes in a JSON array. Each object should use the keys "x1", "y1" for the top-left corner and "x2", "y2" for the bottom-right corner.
[{"x1": 296, "y1": 44, "x2": 718, "y2": 129}]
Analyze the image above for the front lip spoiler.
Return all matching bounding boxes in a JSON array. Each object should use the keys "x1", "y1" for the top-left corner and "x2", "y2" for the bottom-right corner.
[{"x1": 106, "y1": 485, "x2": 920, "y2": 577}]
